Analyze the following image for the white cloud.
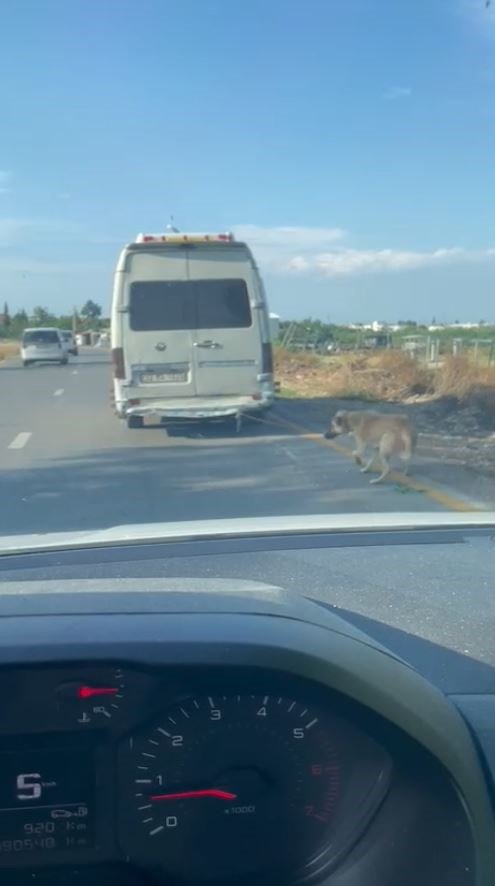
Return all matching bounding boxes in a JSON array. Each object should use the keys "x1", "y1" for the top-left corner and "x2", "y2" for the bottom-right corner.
[
  {"x1": 288, "y1": 256, "x2": 310, "y2": 272},
  {"x1": 383, "y1": 86, "x2": 412, "y2": 101},
  {"x1": 233, "y1": 224, "x2": 346, "y2": 247},
  {"x1": 4, "y1": 218, "x2": 494, "y2": 282},
  {"x1": 298, "y1": 247, "x2": 495, "y2": 277},
  {"x1": 233, "y1": 224, "x2": 495, "y2": 278},
  {"x1": 232, "y1": 224, "x2": 346, "y2": 272}
]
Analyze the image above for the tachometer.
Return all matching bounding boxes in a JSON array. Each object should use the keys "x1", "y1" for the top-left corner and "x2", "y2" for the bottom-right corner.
[{"x1": 118, "y1": 693, "x2": 391, "y2": 883}]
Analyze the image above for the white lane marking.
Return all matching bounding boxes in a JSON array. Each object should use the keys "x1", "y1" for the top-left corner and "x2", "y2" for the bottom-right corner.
[
  {"x1": 282, "y1": 447, "x2": 299, "y2": 463},
  {"x1": 72, "y1": 370, "x2": 78, "y2": 375},
  {"x1": 54, "y1": 388, "x2": 64, "y2": 397},
  {"x1": 8, "y1": 432, "x2": 32, "y2": 450}
]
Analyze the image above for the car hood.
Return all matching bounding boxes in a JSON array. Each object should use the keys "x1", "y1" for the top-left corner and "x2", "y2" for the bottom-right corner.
[{"x1": 0, "y1": 512, "x2": 494, "y2": 554}]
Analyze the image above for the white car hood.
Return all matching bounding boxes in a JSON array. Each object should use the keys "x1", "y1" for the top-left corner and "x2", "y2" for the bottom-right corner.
[{"x1": 0, "y1": 512, "x2": 494, "y2": 555}]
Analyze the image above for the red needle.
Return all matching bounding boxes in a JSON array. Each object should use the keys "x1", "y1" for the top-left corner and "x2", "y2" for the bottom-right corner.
[
  {"x1": 77, "y1": 686, "x2": 119, "y2": 700},
  {"x1": 150, "y1": 789, "x2": 237, "y2": 802}
]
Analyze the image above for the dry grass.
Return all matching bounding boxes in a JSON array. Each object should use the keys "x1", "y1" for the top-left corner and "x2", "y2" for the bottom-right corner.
[
  {"x1": 275, "y1": 347, "x2": 495, "y2": 414},
  {"x1": 0, "y1": 341, "x2": 19, "y2": 361},
  {"x1": 434, "y1": 354, "x2": 495, "y2": 418}
]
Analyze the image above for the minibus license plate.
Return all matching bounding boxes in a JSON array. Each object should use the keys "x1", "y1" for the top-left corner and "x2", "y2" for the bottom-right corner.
[{"x1": 141, "y1": 371, "x2": 187, "y2": 383}]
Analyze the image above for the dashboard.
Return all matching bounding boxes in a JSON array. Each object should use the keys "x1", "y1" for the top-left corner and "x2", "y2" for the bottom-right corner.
[{"x1": 0, "y1": 571, "x2": 491, "y2": 885}]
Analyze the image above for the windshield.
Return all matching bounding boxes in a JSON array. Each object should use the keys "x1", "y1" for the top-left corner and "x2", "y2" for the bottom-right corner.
[{"x1": 2, "y1": 2, "x2": 495, "y2": 642}]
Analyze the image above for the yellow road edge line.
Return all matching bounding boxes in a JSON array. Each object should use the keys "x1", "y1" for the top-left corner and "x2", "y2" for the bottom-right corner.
[{"x1": 257, "y1": 411, "x2": 481, "y2": 514}]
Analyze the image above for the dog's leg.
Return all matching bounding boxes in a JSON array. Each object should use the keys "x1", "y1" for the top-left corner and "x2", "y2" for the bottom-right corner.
[
  {"x1": 400, "y1": 448, "x2": 412, "y2": 476},
  {"x1": 352, "y1": 450, "x2": 363, "y2": 465},
  {"x1": 399, "y1": 430, "x2": 414, "y2": 476},
  {"x1": 352, "y1": 440, "x2": 366, "y2": 467},
  {"x1": 369, "y1": 455, "x2": 391, "y2": 484},
  {"x1": 360, "y1": 454, "x2": 376, "y2": 473}
]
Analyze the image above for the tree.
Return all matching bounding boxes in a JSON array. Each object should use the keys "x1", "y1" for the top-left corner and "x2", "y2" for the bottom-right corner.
[
  {"x1": 80, "y1": 300, "x2": 102, "y2": 322},
  {"x1": 14, "y1": 309, "x2": 28, "y2": 325},
  {"x1": 2, "y1": 302, "x2": 10, "y2": 327},
  {"x1": 32, "y1": 306, "x2": 52, "y2": 325}
]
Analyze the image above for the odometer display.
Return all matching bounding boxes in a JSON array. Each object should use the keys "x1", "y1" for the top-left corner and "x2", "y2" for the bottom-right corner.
[
  {"x1": 119, "y1": 693, "x2": 391, "y2": 882},
  {"x1": 0, "y1": 746, "x2": 94, "y2": 860}
]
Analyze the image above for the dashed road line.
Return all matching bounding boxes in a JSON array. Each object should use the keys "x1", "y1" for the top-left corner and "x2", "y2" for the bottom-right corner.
[
  {"x1": 8, "y1": 432, "x2": 32, "y2": 450},
  {"x1": 54, "y1": 388, "x2": 64, "y2": 397}
]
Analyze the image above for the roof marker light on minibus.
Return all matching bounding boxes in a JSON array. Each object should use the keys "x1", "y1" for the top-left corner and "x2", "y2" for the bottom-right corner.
[{"x1": 135, "y1": 232, "x2": 235, "y2": 245}]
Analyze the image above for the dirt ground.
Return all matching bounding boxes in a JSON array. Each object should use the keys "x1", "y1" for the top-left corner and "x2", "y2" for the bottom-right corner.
[{"x1": 0, "y1": 341, "x2": 19, "y2": 361}]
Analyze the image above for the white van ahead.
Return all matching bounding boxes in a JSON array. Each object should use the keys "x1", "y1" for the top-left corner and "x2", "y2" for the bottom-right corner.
[{"x1": 111, "y1": 232, "x2": 275, "y2": 429}]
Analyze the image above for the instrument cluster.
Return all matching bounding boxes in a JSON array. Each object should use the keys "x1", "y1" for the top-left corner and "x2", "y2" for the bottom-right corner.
[{"x1": 0, "y1": 664, "x2": 392, "y2": 884}]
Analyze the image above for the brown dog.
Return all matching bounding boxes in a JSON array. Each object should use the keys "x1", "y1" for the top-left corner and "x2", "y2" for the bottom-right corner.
[{"x1": 324, "y1": 409, "x2": 417, "y2": 484}]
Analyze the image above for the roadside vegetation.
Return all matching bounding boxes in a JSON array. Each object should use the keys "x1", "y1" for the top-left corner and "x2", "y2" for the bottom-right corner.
[
  {"x1": 275, "y1": 348, "x2": 495, "y2": 421},
  {"x1": 278, "y1": 318, "x2": 495, "y2": 352},
  {"x1": 0, "y1": 301, "x2": 107, "y2": 341},
  {"x1": 0, "y1": 300, "x2": 107, "y2": 361}
]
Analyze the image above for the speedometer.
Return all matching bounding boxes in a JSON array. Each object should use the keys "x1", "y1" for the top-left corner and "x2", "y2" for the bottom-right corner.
[{"x1": 118, "y1": 693, "x2": 391, "y2": 883}]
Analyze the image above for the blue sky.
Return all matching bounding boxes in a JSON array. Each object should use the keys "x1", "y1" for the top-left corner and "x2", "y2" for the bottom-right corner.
[{"x1": 1, "y1": 0, "x2": 495, "y2": 322}]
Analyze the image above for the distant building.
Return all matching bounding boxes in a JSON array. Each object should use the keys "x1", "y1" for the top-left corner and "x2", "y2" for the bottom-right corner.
[{"x1": 448, "y1": 322, "x2": 481, "y2": 329}]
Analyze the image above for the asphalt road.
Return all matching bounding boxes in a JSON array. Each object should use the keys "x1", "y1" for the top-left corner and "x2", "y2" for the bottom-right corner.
[
  {"x1": 2, "y1": 348, "x2": 495, "y2": 537},
  {"x1": 1, "y1": 348, "x2": 495, "y2": 678}
]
